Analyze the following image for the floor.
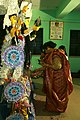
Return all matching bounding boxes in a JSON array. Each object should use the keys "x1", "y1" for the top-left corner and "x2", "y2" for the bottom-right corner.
[{"x1": 33, "y1": 77, "x2": 80, "y2": 120}]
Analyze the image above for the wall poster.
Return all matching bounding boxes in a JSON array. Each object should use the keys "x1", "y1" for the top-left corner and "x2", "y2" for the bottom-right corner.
[{"x1": 50, "y1": 21, "x2": 64, "y2": 40}]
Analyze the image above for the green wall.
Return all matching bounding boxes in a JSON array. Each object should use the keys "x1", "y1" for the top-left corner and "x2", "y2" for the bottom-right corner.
[{"x1": 30, "y1": 10, "x2": 80, "y2": 73}]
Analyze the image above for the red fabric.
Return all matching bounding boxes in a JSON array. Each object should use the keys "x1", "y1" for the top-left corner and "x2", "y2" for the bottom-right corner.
[
  {"x1": 31, "y1": 49, "x2": 73, "y2": 112},
  {"x1": 42, "y1": 49, "x2": 73, "y2": 112},
  {"x1": 18, "y1": 35, "x2": 23, "y2": 41}
]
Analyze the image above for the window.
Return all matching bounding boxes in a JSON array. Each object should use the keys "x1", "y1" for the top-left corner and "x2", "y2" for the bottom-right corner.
[
  {"x1": 30, "y1": 28, "x2": 43, "y2": 55},
  {"x1": 69, "y1": 30, "x2": 80, "y2": 56}
]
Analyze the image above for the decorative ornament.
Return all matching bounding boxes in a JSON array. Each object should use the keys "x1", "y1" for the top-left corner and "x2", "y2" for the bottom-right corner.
[
  {"x1": 6, "y1": 113, "x2": 24, "y2": 120},
  {"x1": 4, "y1": 82, "x2": 25, "y2": 102},
  {"x1": 2, "y1": 46, "x2": 24, "y2": 68},
  {"x1": 18, "y1": 35, "x2": 25, "y2": 49}
]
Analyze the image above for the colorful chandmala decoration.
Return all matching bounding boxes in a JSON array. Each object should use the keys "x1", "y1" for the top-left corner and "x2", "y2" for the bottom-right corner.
[
  {"x1": 2, "y1": 46, "x2": 24, "y2": 68},
  {"x1": 0, "y1": 0, "x2": 41, "y2": 119},
  {"x1": 4, "y1": 82, "x2": 25, "y2": 102}
]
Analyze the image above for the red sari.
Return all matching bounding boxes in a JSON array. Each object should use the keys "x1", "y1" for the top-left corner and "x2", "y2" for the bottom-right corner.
[
  {"x1": 42, "y1": 49, "x2": 73, "y2": 112},
  {"x1": 32, "y1": 49, "x2": 73, "y2": 112}
]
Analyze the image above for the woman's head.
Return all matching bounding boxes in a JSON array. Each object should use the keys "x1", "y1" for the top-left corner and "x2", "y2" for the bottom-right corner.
[
  {"x1": 58, "y1": 45, "x2": 67, "y2": 55},
  {"x1": 42, "y1": 41, "x2": 57, "y2": 53}
]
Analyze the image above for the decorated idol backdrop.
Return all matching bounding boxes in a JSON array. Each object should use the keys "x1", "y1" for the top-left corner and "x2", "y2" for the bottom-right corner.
[{"x1": 0, "y1": 0, "x2": 41, "y2": 120}]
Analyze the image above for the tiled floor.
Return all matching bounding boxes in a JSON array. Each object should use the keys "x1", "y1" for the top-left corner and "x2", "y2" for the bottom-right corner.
[{"x1": 33, "y1": 78, "x2": 80, "y2": 120}]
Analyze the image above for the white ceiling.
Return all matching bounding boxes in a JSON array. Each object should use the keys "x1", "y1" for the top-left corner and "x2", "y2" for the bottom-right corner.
[{"x1": 0, "y1": 0, "x2": 80, "y2": 18}]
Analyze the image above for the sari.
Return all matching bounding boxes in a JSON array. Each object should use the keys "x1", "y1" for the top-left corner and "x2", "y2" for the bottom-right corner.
[{"x1": 32, "y1": 49, "x2": 73, "y2": 112}]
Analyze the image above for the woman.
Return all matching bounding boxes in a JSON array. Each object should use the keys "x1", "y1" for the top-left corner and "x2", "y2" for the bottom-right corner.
[
  {"x1": 32, "y1": 41, "x2": 73, "y2": 113},
  {"x1": 58, "y1": 45, "x2": 68, "y2": 60}
]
